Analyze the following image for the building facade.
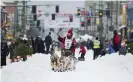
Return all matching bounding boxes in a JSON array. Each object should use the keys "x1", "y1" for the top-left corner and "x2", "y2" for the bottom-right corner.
[
  {"x1": 127, "y1": 1, "x2": 133, "y2": 27},
  {"x1": 1, "y1": 1, "x2": 17, "y2": 39},
  {"x1": 85, "y1": 0, "x2": 125, "y2": 39}
]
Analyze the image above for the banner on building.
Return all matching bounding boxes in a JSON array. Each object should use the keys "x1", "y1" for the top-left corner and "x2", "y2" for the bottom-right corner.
[
  {"x1": 6, "y1": 34, "x2": 13, "y2": 39},
  {"x1": 96, "y1": 18, "x2": 99, "y2": 25},
  {"x1": 88, "y1": 12, "x2": 92, "y2": 16},
  {"x1": 122, "y1": 4, "x2": 127, "y2": 26},
  {"x1": 6, "y1": 22, "x2": 13, "y2": 27}
]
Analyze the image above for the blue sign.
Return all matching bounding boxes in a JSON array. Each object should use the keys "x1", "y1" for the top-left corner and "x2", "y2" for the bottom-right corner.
[
  {"x1": 88, "y1": 12, "x2": 92, "y2": 16},
  {"x1": 127, "y1": 1, "x2": 133, "y2": 19}
]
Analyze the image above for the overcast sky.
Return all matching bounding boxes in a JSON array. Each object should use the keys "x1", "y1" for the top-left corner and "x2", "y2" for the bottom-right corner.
[{"x1": 27, "y1": 1, "x2": 85, "y2": 13}]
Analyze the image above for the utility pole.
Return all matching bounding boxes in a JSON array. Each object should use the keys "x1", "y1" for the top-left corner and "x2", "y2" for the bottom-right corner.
[
  {"x1": 14, "y1": 1, "x2": 19, "y2": 38},
  {"x1": 21, "y1": 1, "x2": 26, "y2": 34},
  {"x1": 99, "y1": 0, "x2": 103, "y2": 40},
  {"x1": 107, "y1": 2, "x2": 109, "y2": 38},
  {"x1": 85, "y1": 8, "x2": 88, "y2": 33},
  {"x1": 116, "y1": 0, "x2": 118, "y2": 30},
  {"x1": 111, "y1": 1, "x2": 113, "y2": 29}
]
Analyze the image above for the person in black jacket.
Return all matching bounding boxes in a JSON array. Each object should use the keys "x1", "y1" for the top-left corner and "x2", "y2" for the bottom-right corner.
[
  {"x1": 35, "y1": 37, "x2": 39, "y2": 53},
  {"x1": 31, "y1": 37, "x2": 35, "y2": 54},
  {"x1": 1, "y1": 40, "x2": 9, "y2": 67},
  {"x1": 45, "y1": 32, "x2": 52, "y2": 54},
  {"x1": 35, "y1": 36, "x2": 42, "y2": 53},
  {"x1": 40, "y1": 39, "x2": 45, "y2": 53},
  {"x1": 37, "y1": 37, "x2": 42, "y2": 53},
  {"x1": 9, "y1": 40, "x2": 16, "y2": 63},
  {"x1": 130, "y1": 31, "x2": 133, "y2": 40}
]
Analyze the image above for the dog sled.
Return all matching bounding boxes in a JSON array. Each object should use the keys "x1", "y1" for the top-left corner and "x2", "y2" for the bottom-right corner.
[{"x1": 50, "y1": 49, "x2": 78, "y2": 72}]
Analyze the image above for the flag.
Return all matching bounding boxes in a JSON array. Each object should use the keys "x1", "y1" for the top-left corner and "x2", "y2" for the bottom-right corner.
[
  {"x1": 88, "y1": 12, "x2": 92, "y2": 16},
  {"x1": 96, "y1": 18, "x2": 99, "y2": 25}
]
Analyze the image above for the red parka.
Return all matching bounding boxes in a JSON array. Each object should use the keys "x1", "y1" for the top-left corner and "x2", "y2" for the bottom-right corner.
[
  {"x1": 113, "y1": 34, "x2": 121, "y2": 45},
  {"x1": 79, "y1": 45, "x2": 86, "y2": 53}
]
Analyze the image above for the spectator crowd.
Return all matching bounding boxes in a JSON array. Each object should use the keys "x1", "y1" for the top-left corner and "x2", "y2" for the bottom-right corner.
[{"x1": 1, "y1": 29, "x2": 133, "y2": 67}]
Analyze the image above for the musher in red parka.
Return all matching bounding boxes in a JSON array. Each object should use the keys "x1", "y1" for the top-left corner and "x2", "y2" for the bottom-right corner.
[{"x1": 57, "y1": 28, "x2": 76, "y2": 56}]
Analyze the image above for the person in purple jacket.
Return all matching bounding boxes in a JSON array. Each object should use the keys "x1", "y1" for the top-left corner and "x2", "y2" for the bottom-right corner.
[{"x1": 107, "y1": 40, "x2": 115, "y2": 54}]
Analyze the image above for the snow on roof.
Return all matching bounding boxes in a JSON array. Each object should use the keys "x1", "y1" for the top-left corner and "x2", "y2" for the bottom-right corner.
[
  {"x1": 2, "y1": 0, "x2": 15, "y2": 3},
  {"x1": 0, "y1": 1, "x2": 5, "y2": 6},
  {"x1": 119, "y1": 25, "x2": 126, "y2": 30}
]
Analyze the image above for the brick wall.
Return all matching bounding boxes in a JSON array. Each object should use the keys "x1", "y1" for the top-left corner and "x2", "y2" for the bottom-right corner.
[{"x1": 4, "y1": 3, "x2": 16, "y2": 14}]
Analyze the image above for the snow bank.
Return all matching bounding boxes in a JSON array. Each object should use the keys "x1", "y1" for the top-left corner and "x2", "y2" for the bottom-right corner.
[
  {"x1": 96, "y1": 53, "x2": 133, "y2": 74},
  {"x1": 1, "y1": 51, "x2": 133, "y2": 82}
]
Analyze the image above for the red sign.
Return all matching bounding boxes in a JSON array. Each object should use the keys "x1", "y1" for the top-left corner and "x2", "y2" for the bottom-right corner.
[
  {"x1": 38, "y1": 9, "x2": 42, "y2": 12},
  {"x1": 56, "y1": 13, "x2": 76, "y2": 16},
  {"x1": 125, "y1": 3, "x2": 128, "y2": 9},
  {"x1": 58, "y1": 24, "x2": 67, "y2": 26},
  {"x1": 2, "y1": 23, "x2": 6, "y2": 28},
  {"x1": 81, "y1": 22, "x2": 85, "y2": 24},
  {"x1": 81, "y1": 11, "x2": 87, "y2": 15},
  {"x1": 38, "y1": 12, "x2": 42, "y2": 17},
  {"x1": 88, "y1": 17, "x2": 91, "y2": 20},
  {"x1": 69, "y1": 15, "x2": 73, "y2": 18}
]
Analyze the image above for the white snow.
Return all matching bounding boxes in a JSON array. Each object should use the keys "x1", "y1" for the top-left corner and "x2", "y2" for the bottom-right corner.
[
  {"x1": 1, "y1": 50, "x2": 133, "y2": 82},
  {"x1": 119, "y1": 25, "x2": 126, "y2": 30},
  {"x1": 80, "y1": 34, "x2": 93, "y2": 41},
  {"x1": 0, "y1": 1, "x2": 5, "y2": 6},
  {"x1": 76, "y1": 34, "x2": 93, "y2": 42},
  {"x1": 21, "y1": 34, "x2": 28, "y2": 40}
]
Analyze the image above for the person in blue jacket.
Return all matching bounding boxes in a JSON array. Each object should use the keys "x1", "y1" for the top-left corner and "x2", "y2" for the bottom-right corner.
[
  {"x1": 87, "y1": 39, "x2": 93, "y2": 50},
  {"x1": 107, "y1": 40, "x2": 115, "y2": 54}
]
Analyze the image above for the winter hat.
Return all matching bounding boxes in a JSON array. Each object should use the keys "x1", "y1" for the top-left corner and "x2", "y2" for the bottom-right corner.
[
  {"x1": 113, "y1": 30, "x2": 117, "y2": 35},
  {"x1": 68, "y1": 28, "x2": 73, "y2": 36},
  {"x1": 68, "y1": 28, "x2": 73, "y2": 33},
  {"x1": 67, "y1": 33, "x2": 72, "y2": 39},
  {"x1": 49, "y1": 32, "x2": 51, "y2": 35}
]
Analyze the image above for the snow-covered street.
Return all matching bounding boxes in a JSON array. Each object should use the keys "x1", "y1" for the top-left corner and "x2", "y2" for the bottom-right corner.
[{"x1": 1, "y1": 50, "x2": 133, "y2": 82}]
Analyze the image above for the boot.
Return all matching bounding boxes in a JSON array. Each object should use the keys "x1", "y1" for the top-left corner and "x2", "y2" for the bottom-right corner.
[
  {"x1": 78, "y1": 57, "x2": 81, "y2": 60},
  {"x1": 52, "y1": 68, "x2": 54, "y2": 71},
  {"x1": 78, "y1": 57, "x2": 85, "y2": 61}
]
